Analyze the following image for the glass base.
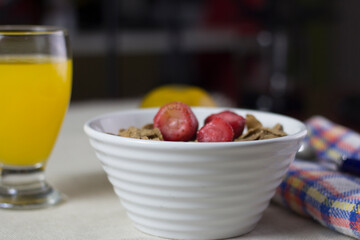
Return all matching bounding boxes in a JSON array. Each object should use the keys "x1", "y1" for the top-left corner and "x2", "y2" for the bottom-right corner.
[{"x1": 0, "y1": 164, "x2": 65, "y2": 210}]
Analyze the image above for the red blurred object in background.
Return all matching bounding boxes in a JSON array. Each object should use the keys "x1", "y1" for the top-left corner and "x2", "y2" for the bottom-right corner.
[
  {"x1": 0, "y1": 0, "x2": 43, "y2": 24},
  {"x1": 203, "y1": 0, "x2": 266, "y2": 35}
]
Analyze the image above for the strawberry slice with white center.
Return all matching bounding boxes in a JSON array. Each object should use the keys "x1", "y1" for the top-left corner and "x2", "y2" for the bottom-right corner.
[
  {"x1": 204, "y1": 110, "x2": 245, "y2": 138},
  {"x1": 197, "y1": 117, "x2": 234, "y2": 142},
  {"x1": 153, "y1": 101, "x2": 198, "y2": 141}
]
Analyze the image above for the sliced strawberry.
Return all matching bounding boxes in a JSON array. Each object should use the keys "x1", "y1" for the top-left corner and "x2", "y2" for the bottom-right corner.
[
  {"x1": 153, "y1": 101, "x2": 198, "y2": 141},
  {"x1": 197, "y1": 117, "x2": 234, "y2": 142},
  {"x1": 204, "y1": 110, "x2": 245, "y2": 138}
]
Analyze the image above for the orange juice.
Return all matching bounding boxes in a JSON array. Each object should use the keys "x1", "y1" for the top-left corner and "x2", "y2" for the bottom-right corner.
[{"x1": 0, "y1": 55, "x2": 72, "y2": 166}]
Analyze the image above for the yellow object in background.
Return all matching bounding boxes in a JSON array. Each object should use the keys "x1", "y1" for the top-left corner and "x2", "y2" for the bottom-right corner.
[{"x1": 140, "y1": 85, "x2": 217, "y2": 108}]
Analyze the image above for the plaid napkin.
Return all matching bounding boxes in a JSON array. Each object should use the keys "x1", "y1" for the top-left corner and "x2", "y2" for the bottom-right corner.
[{"x1": 273, "y1": 116, "x2": 360, "y2": 239}]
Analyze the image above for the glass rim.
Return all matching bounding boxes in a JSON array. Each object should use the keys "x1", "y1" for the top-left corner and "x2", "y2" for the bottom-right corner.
[{"x1": 0, "y1": 25, "x2": 68, "y2": 36}]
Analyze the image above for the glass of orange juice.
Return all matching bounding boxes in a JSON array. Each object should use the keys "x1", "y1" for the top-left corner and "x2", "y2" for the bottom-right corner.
[{"x1": 0, "y1": 26, "x2": 72, "y2": 209}]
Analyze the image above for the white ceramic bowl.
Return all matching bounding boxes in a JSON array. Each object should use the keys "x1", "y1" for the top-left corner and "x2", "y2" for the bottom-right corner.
[{"x1": 84, "y1": 107, "x2": 307, "y2": 240}]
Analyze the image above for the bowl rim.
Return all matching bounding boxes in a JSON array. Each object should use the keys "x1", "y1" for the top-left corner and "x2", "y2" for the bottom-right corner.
[{"x1": 83, "y1": 107, "x2": 307, "y2": 149}]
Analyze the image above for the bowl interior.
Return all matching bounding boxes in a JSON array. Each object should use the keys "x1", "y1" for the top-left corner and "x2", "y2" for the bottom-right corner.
[{"x1": 87, "y1": 107, "x2": 306, "y2": 140}]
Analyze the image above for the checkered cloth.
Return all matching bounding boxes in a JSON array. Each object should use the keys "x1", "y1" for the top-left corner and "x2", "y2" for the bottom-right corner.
[{"x1": 274, "y1": 116, "x2": 360, "y2": 239}]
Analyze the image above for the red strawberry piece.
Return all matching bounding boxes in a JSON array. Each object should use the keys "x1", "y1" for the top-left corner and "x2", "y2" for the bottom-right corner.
[
  {"x1": 197, "y1": 117, "x2": 234, "y2": 142},
  {"x1": 154, "y1": 101, "x2": 198, "y2": 141},
  {"x1": 204, "y1": 110, "x2": 245, "y2": 138}
]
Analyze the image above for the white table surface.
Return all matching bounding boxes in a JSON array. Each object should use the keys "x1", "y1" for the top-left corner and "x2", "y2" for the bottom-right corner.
[{"x1": 0, "y1": 100, "x2": 352, "y2": 240}]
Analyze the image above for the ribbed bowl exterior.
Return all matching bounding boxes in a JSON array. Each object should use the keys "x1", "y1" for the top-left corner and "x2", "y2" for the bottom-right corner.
[{"x1": 84, "y1": 108, "x2": 307, "y2": 240}]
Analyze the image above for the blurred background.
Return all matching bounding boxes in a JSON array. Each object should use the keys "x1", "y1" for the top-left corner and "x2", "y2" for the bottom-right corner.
[{"x1": 1, "y1": 0, "x2": 359, "y2": 130}]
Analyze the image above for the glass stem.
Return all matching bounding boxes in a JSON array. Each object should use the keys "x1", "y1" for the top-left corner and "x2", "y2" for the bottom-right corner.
[
  {"x1": 0, "y1": 164, "x2": 63, "y2": 209},
  {"x1": 0, "y1": 164, "x2": 48, "y2": 195}
]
